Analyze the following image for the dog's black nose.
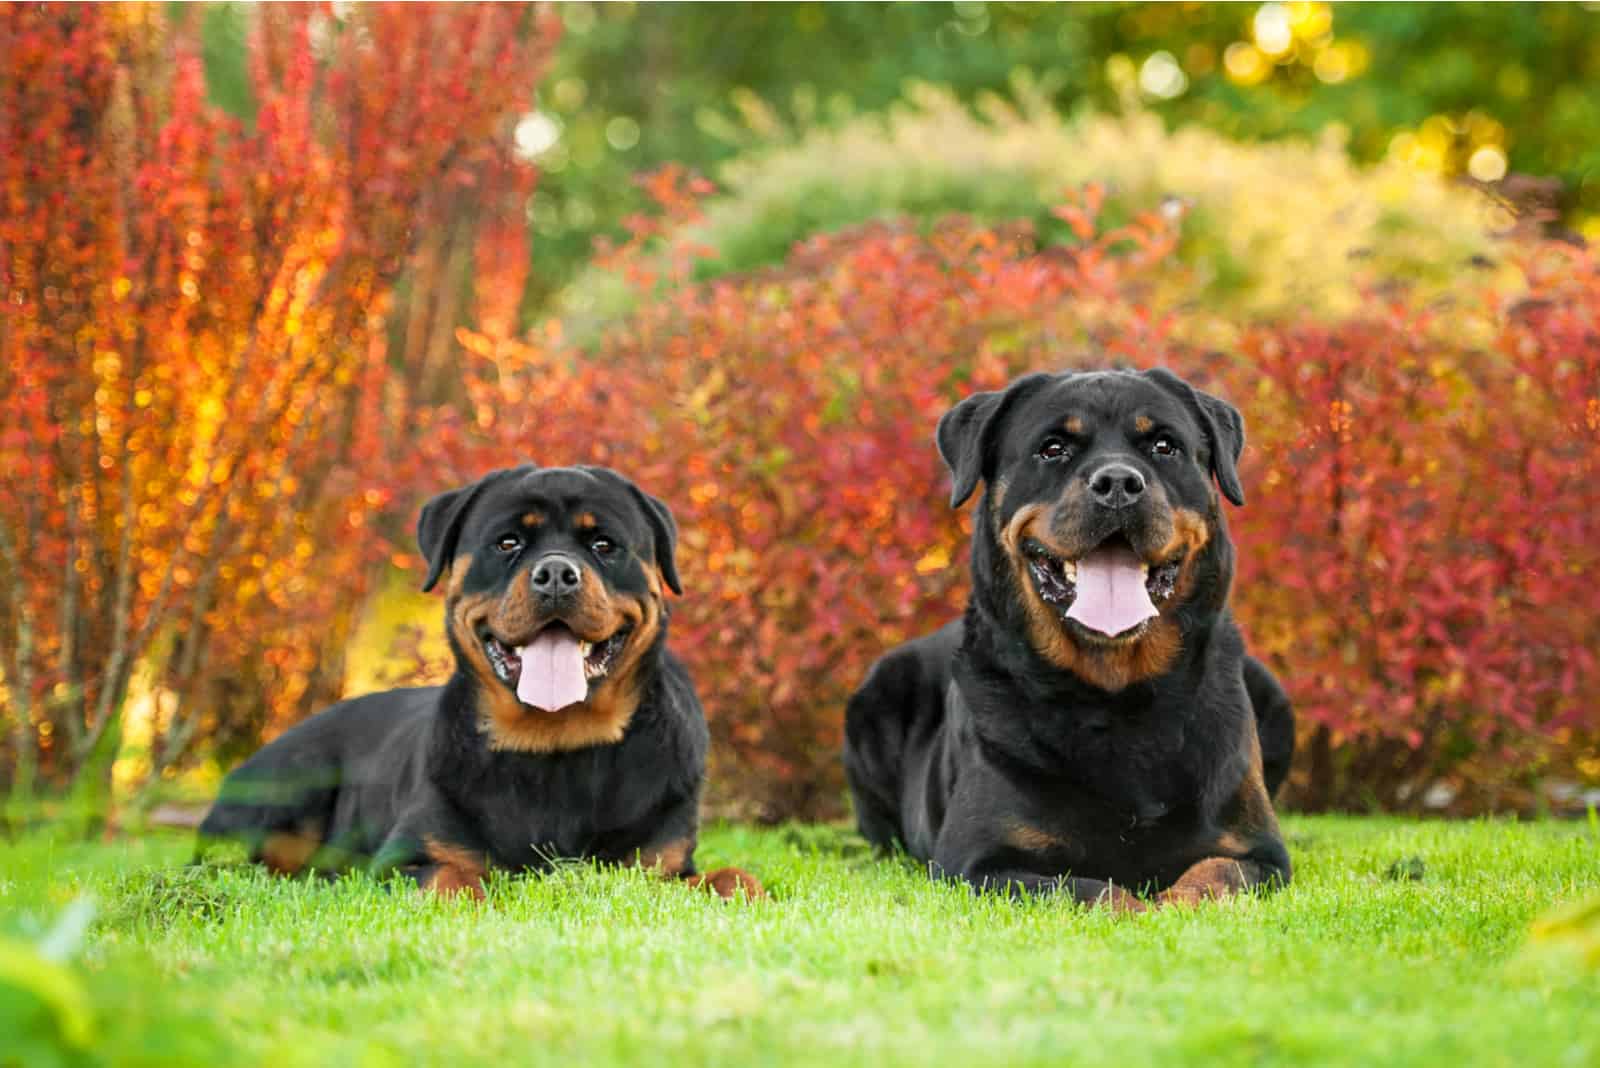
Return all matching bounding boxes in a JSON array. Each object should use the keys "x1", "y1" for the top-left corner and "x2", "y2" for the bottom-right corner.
[
  {"x1": 530, "y1": 553, "x2": 582, "y2": 600},
  {"x1": 1088, "y1": 463, "x2": 1147, "y2": 509}
]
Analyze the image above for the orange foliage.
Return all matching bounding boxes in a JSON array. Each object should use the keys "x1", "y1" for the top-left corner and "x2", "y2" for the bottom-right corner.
[{"x1": 0, "y1": 3, "x2": 557, "y2": 793}]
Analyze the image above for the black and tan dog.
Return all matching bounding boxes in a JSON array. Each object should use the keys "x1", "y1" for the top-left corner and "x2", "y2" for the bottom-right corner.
[
  {"x1": 197, "y1": 464, "x2": 760, "y2": 899},
  {"x1": 844, "y1": 368, "x2": 1293, "y2": 910}
]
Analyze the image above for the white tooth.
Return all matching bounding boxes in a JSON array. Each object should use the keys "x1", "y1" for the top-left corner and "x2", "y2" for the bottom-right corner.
[
  {"x1": 1140, "y1": 563, "x2": 1149, "y2": 578},
  {"x1": 513, "y1": 646, "x2": 526, "y2": 657},
  {"x1": 1064, "y1": 560, "x2": 1078, "y2": 582},
  {"x1": 579, "y1": 641, "x2": 592, "y2": 656}
]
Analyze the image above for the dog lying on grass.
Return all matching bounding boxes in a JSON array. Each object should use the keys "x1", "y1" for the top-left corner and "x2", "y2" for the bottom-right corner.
[
  {"x1": 844, "y1": 368, "x2": 1293, "y2": 910},
  {"x1": 197, "y1": 464, "x2": 761, "y2": 900}
]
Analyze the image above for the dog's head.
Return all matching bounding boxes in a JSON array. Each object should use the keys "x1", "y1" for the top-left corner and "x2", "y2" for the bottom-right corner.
[
  {"x1": 417, "y1": 464, "x2": 680, "y2": 753},
  {"x1": 939, "y1": 368, "x2": 1245, "y2": 691}
]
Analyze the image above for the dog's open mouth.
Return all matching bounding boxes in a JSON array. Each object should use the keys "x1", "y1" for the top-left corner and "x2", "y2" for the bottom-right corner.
[
  {"x1": 480, "y1": 622, "x2": 631, "y2": 712},
  {"x1": 1022, "y1": 535, "x2": 1182, "y2": 640}
]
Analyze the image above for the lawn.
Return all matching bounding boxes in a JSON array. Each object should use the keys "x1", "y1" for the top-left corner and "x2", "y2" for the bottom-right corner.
[{"x1": 2, "y1": 816, "x2": 1597, "y2": 1067}]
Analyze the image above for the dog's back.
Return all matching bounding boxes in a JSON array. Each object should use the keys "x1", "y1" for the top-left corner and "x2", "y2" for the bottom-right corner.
[
  {"x1": 844, "y1": 620, "x2": 962, "y2": 852},
  {"x1": 196, "y1": 686, "x2": 438, "y2": 870}
]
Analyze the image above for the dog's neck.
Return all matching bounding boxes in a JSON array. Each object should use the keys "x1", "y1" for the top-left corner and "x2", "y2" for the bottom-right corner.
[{"x1": 957, "y1": 598, "x2": 1219, "y2": 702}]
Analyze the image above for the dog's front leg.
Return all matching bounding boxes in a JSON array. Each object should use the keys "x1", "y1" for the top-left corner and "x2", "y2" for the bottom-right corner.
[
  {"x1": 936, "y1": 807, "x2": 1147, "y2": 911},
  {"x1": 1158, "y1": 767, "x2": 1292, "y2": 906},
  {"x1": 371, "y1": 823, "x2": 490, "y2": 900},
  {"x1": 621, "y1": 836, "x2": 766, "y2": 900},
  {"x1": 952, "y1": 864, "x2": 1148, "y2": 912}
]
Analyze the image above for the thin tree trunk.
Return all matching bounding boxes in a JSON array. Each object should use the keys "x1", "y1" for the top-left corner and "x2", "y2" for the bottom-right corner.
[
  {"x1": 57, "y1": 526, "x2": 83, "y2": 762},
  {"x1": 1306, "y1": 724, "x2": 1333, "y2": 812},
  {"x1": 0, "y1": 519, "x2": 37, "y2": 809}
]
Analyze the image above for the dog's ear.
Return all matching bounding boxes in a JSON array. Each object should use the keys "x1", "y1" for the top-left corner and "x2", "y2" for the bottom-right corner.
[
  {"x1": 936, "y1": 374, "x2": 1051, "y2": 508},
  {"x1": 418, "y1": 483, "x2": 485, "y2": 593},
  {"x1": 628, "y1": 485, "x2": 682, "y2": 596},
  {"x1": 418, "y1": 469, "x2": 523, "y2": 592},
  {"x1": 1144, "y1": 367, "x2": 1246, "y2": 507}
]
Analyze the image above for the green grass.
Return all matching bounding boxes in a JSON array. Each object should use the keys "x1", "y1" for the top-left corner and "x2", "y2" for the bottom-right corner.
[{"x1": 2, "y1": 817, "x2": 1597, "y2": 1067}]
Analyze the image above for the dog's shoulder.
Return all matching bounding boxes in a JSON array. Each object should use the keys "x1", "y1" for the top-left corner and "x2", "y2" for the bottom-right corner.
[
  {"x1": 625, "y1": 645, "x2": 709, "y2": 781},
  {"x1": 863, "y1": 619, "x2": 962, "y2": 695}
]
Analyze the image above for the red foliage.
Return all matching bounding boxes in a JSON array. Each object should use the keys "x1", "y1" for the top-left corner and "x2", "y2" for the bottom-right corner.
[
  {"x1": 0, "y1": 3, "x2": 557, "y2": 795},
  {"x1": 428, "y1": 175, "x2": 1599, "y2": 817},
  {"x1": 1231, "y1": 244, "x2": 1600, "y2": 809}
]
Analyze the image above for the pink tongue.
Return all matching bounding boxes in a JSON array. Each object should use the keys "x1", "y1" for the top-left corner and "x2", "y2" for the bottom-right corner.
[
  {"x1": 1065, "y1": 545, "x2": 1159, "y2": 637},
  {"x1": 516, "y1": 629, "x2": 588, "y2": 711}
]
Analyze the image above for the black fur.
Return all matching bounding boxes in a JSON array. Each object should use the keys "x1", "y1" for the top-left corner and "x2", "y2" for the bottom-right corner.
[
  {"x1": 197, "y1": 464, "x2": 725, "y2": 892},
  {"x1": 845, "y1": 368, "x2": 1294, "y2": 907}
]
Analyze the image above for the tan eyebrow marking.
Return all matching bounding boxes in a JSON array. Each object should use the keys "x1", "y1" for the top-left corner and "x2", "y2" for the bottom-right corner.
[
  {"x1": 1064, "y1": 416, "x2": 1084, "y2": 435},
  {"x1": 521, "y1": 512, "x2": 544, "y2": 527},
  {"x1": 1134, "y1": 415, "x2": 1153, "y2": 434}
]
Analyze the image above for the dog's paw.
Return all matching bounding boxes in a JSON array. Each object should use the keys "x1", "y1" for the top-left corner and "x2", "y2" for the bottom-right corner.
[
  {"x1": 687, "y1": 867, "x2": 766, "y2": 900},
  {"x1": 420, "y1": 837, "x2": 488, "y2": 901},
  {"x1": 1096, "y1": 883, "x2": 1149, "y2": 914},
  {"x1": 1155, "y1": 857, "x2": 1249, "y2": 908},
  {"x1": 423, "y1": 867, "x2": 487, "y2": 901}
]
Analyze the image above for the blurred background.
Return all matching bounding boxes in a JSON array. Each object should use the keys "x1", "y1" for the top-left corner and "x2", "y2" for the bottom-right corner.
[{"x1": 2, "y1": 2, "x2": 1597, "y2": 828}]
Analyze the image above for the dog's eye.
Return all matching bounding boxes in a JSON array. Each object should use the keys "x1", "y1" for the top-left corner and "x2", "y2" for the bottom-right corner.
[
  {"x1": 1151, "y1": 436, "x2": 1182, "y2": 458},
  {"x1": 590, "y1": 535, "x2": 617, "y2": 557},
  {"x1": 495, "y1": 534, "x2": 522, "y2": 554},
  {"x1": 1037, "y1": 437, "x2": 1072, "y2": 462}
]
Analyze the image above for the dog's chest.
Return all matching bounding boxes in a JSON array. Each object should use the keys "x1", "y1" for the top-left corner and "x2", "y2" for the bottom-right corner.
[
  {"x1": 1022, "y1": 704, "x2": 1203, "y2": 828},
  {"x1": 467, "y1": 755, "x2": 658, "y2": 869}
]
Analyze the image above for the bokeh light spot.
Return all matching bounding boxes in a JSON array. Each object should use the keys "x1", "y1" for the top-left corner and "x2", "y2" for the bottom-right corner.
[
  {"x1": 1224, "y1": 42, "x2": 1270, "y2": 85},
  {"x1": 1468, "y1": 145, "x2": 1508, "y2": 183},
  {"x1": 514, "y1": 113, "x2": 561, "y2": 160},
  {"x1": 1313, "y1": 44, "x2": 1349, "y2": 83},
  {"x1": 605, "y1": 115, "x2": 641, "y2": 151},
  {"x1": 1253, "y1": 4, "x2": 1294, "y2": 57},
  {"x1": 1139, "y1": 51, "x2": 1188, "y2": 100}
]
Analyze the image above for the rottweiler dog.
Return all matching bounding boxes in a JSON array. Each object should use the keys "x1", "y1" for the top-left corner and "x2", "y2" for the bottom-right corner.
[
  {"x1": 844, "y1": 368, "x2": 1293, "y2": 910},
  {"x1": 197, "y1": 464, "x2": 760, "y2": 899}
]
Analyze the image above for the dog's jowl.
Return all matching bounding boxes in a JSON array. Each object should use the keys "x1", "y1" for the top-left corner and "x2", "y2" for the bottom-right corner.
[
  {"x1": 197, "y1": 464, "x2": 761, "y2": 899},
  {"x1": 844, "y1": 368, "x2": 1294, "y2": 909}
]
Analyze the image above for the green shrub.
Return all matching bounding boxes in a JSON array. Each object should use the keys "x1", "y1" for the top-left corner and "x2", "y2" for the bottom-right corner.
[{"x1": 558, "y1": 81, "x2": 1503, "y2": 335}]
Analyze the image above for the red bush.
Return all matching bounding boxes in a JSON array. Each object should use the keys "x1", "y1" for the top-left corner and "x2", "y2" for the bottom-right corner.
[
  {"x1": 0, "y1": 3, "x2": 557, "y2": 798},
  {"x1": 425, "y1": 177, "x2": 1599, "y2": 818},
  {"x1": 1231, "y1": 245, "x2": 1600, "y2": 810}
]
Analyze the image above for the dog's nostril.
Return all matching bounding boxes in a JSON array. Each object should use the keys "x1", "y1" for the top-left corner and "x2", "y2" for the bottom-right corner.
[
  {"x1": 1089, "y1": 463, "x2": 1146, "y2": 505},
  {"x1": 531, "y1": 554, "x2": 581, "y2": 594}
]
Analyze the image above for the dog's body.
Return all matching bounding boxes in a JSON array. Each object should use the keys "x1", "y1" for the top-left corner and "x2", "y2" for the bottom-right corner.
[
  {"x1": 198, "y1": 464, "x2": 756, "y2": 898},
  {"x1": 845, "y1": 369, "x2": 1293, "y2": 908}
]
